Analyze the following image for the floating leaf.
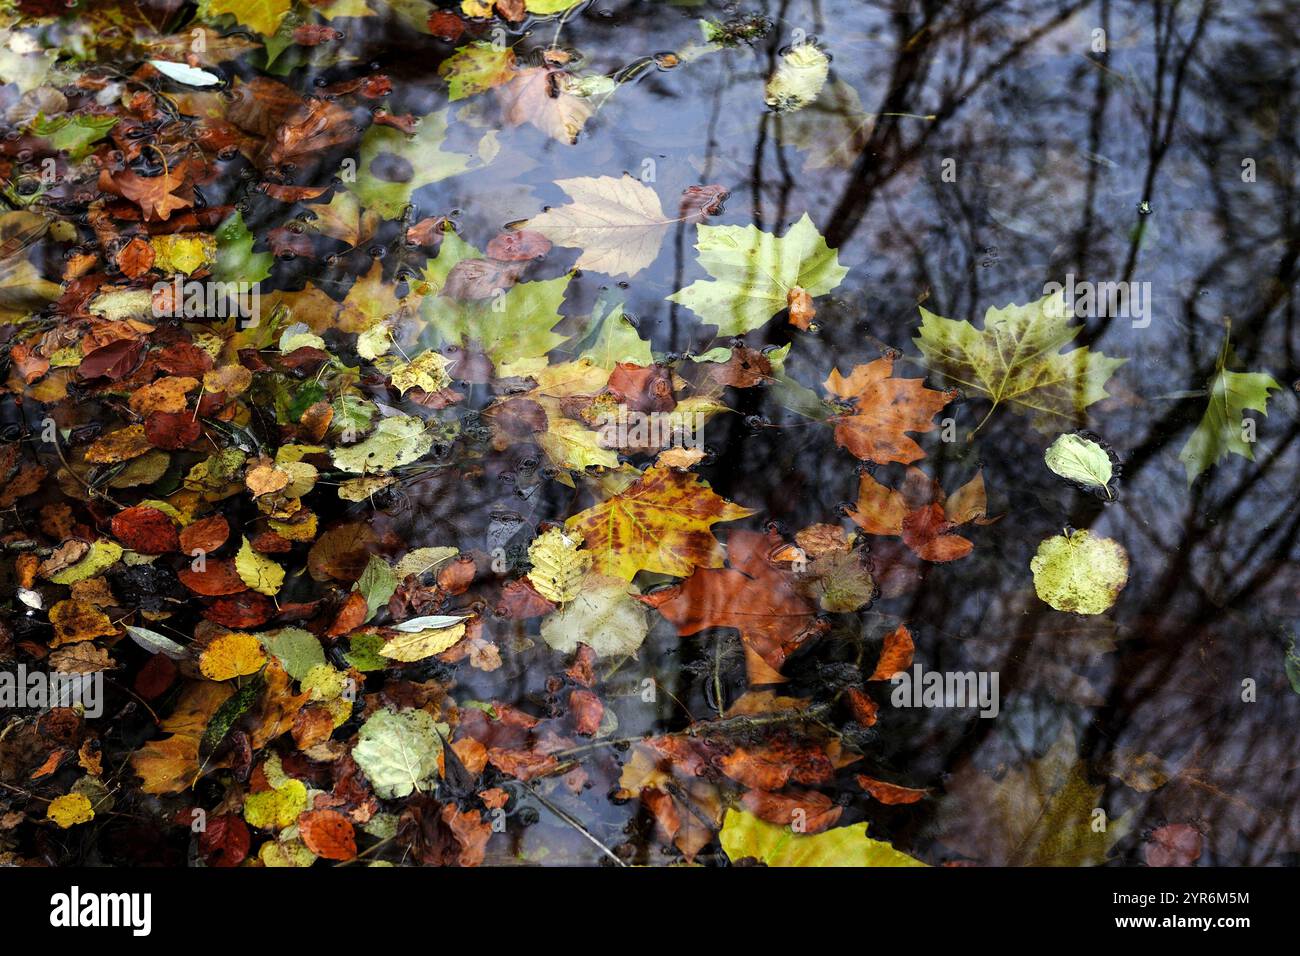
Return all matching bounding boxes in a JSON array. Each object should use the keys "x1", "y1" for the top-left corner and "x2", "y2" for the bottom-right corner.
[
  {"x1": 666, "y1": 213, "x2": 847, "y2": 335},
  {"x1": 913, "y1": 295, "x2": 1126, "y2": 432},
  {"x1": 528, "y1": 175, "x2": 721, "y2": 278},
  {"x1": 764, "y1": 42, "x2": 829, "y2": 112},
  {"x1": 47, "y1": 793, "x2": 95, "y2": 829},
  {"x1": 527, "y1": 528, "x2": 591, "y2": 603},
  {"x1": 352, "y1": 708, "x2": 447, "y2": 799},
  {"x1": 539, "y1": 575, "x2": 649, "y2": 658},
  {"x1": 566, "y1": 464, "x2": 754, "y2": 581},
  {"x1": 720, "y1": 809, "x2": 926, "y2": 866},
  {"x1": 1031, "y1": 530, "x2": 1129, "y2": 615},
  {"x1": 1177, "y1": 330, "x2": 1280, "y2": 485},
  {"x1": 379, "y1": 621, "x2": 467, "y2": 661},
  {"x1": 235, "y1": 537, "x2": 285, "y2": 596},
  {"x1": 331, "y1": 414, "x2": 433, "y2": 473},
  {"x1": 1044, "y1": 433, "x2": 1114, "y2": 496},
  {"x1": 199, "y1": 632, "x2": 267, "y2": 680}
]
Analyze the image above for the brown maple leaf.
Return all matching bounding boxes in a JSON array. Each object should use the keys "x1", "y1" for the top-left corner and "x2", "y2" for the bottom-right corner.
[
  {"x1": 824, "y1": 356, "x2": 952, "y2": 464},
  {"x1": 109, "y1": 167, "x2": 191, "y2": 221}
]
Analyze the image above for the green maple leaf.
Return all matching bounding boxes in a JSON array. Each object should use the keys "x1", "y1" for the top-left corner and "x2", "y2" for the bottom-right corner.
[
  {"x1": 572, "y1": 290, "x2": 653, "y2": 369},
  {"x1": 420, "y1": 237, "x2": 571, "y2": 371},
  {"x1": 666, "y1": 212, "x2": 847, "y2": 335},
  {"x1": 1178, "y1": 329, "x2": 1281, "y2": 485},
  {"x1": 913, "y1": 295, "x2": 1126, "y2": 433},
  {"x1": 349, "y1": 109, "x2": 480, "y2": 220},
  {"x1": 935, "y1": 726, "x2": 1132, "y2": 866}
]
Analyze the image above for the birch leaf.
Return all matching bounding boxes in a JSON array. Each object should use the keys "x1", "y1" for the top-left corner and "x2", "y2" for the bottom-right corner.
[
  {"x1": 351, "y1": 708, "x2": 447, "y2": 798},
  {"x1": 379, "y1": 622, "x2": 467, "y2": 661},
  {"x1": 1031, "y1": 530, "x2": 1129, "y2": 615},
  {"x1": 330, "y1": 414, "x2": 433, "y2": 473}
]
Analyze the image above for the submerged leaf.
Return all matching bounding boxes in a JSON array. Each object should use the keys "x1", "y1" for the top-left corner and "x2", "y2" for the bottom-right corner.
[{"x1": 720, "y1": 809, "x2": 926, "y2": 866}]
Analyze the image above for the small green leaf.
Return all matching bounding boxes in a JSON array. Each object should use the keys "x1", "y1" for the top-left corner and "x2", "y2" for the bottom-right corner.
[
  {"x1": 214, "y1": 210, "x2": 273, "y2": 285},
  {"x1": 200, "y1": 669, "x2": 265, "y2": 756},
  {"x1": 1044, "y1": 433, "x2": 1114, "y2": 496},
  {"x1": 1178, "y1": 329, "x2": 1281, "y2": 485},
  {"x1": 259, "y1": 627, "x2": 326, "y2": 681},
  {"x1": 355, "y1": 555, "x2": 398, "y2": 621}
]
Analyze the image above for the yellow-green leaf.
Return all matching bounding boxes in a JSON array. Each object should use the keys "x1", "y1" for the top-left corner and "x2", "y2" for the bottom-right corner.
[{"x1": 236, "y1": 537, "x2": 285, "y2": 596}]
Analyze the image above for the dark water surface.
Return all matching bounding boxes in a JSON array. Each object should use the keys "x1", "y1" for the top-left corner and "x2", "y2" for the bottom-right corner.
[{"x1": 6, "y1": 0, "x2": 1300, "y2": 866}]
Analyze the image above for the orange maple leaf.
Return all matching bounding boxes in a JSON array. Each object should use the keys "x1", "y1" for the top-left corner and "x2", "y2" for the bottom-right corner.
[
  {"x1": 638, "y1": 530, "x2": 825, "y2": 683},
  {"x1": 824, "y1": 356, "x2": 952, "y2": 464}
]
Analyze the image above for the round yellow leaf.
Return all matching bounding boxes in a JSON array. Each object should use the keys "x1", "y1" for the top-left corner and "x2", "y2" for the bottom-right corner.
[
  {"x1": 199, "y1": 632, "x2": 267, "y2": 681},
  {"x1": 48, "y1": 793, "x2": 95, "y2": 828}
]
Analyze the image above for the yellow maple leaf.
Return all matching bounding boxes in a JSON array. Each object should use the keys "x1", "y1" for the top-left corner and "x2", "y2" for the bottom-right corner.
[
  {"x1": 565, "y1": 464, "x2": 754, "y2": 580},
  {"x1": 130, "y1": 680, "x2": 234, "y2": 794},
  {"x1": 201, "y1": 0, "x2": 291, "y2": 37}
]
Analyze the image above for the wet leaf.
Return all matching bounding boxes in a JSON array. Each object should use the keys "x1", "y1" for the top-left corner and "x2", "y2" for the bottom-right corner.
[
  {"x1": 352, "y1": 708, "x2": 448, "y2": 799},
  {"x1": 1044, "y1": 433, "x2": 1114, "y2": 496},
  {"x1": 913, "y1": 295, "x2": 1126, "y2": 432},
  {"x1": 824, "y1": 356, "x2": 952, "y2": 464},
  {"x1": 1031, "y1": 530, "x2": 1129, "y2": 615},
  {"x1": 566, "y1": 464, "x2": 754, "y2": 580},
  {"x1": 528, "y1": 175, "x2": 722, "y2": 278},
  {"x1": 667, "y1": 213, "x2": 847, "y2": 334},
  {"x1": 1178, "y1": 329, "x2": 1280, "y2": 484},
  {"x1": 720, "y1": 809, "x2": 926, "y2": 867}
]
